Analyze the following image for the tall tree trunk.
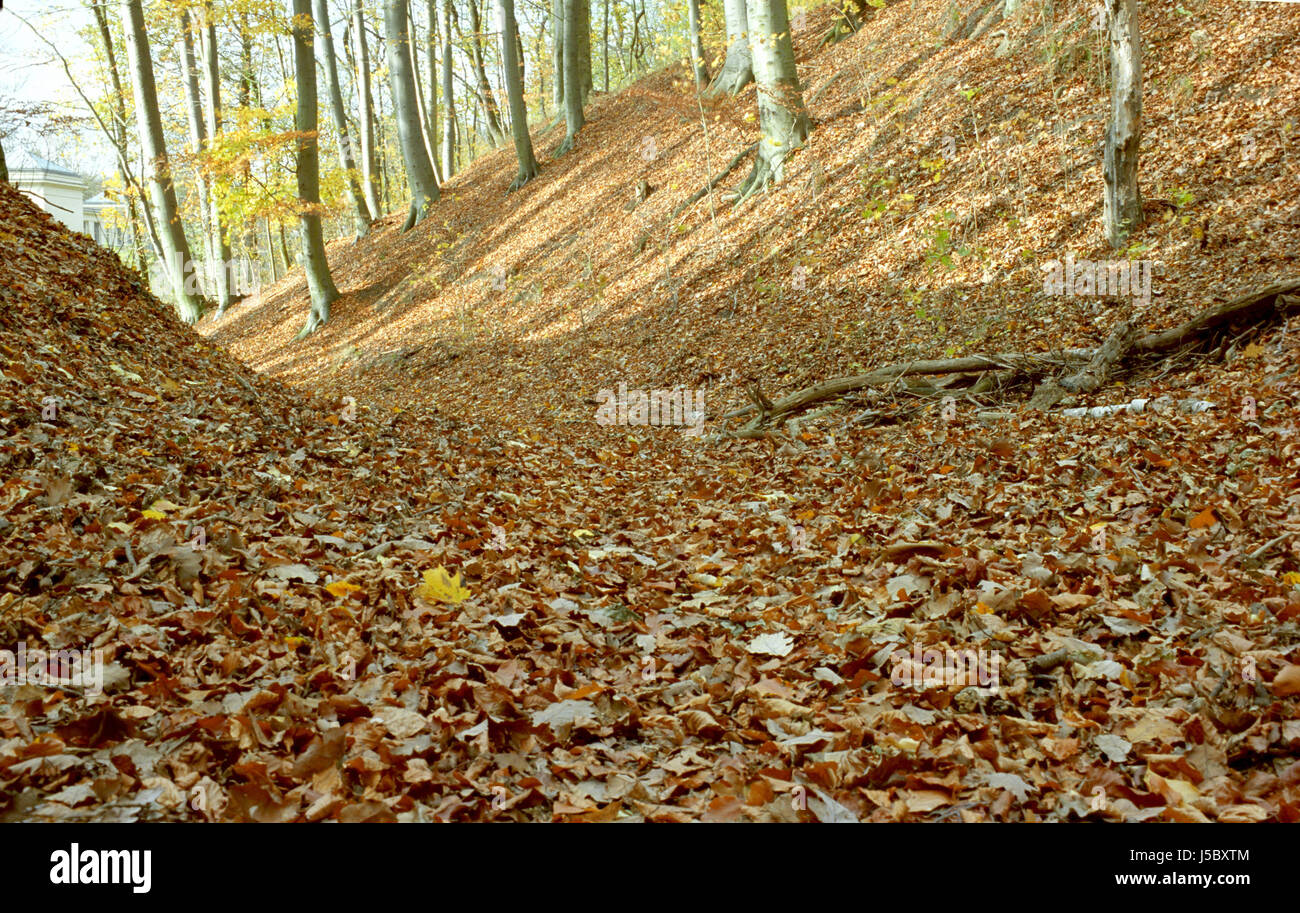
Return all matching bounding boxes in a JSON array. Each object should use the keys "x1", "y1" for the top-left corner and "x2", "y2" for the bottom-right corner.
[
  {"x1": 1103, "y1": 0, "x2": 1143, "y2": 249},
  {"x1": 92, "y1": 0, "x2": 159, "y2": 268},
  {"x1": 736, "y1": 0, "x2": 811, "y2": 202},
  {"x1": 353, "y1": 0, "x2": 385, "y2": 216},
  {"x1": 686, "y1": 0, "x2": 709, "y2": 89},
  {"x1": 385, "y1": 0, "x2": 441, "y2": 230},
  {"x1": 238, "y1": 9, "x2": 258, "y2": 270},
  {"x1": 499, "y1": 0, "x2": 538, "y2": 190},
  {"x1": 551, "y1": 0, "x2": 565, "y2": 113},
  {"x1": 577, "y1": 0, "x2": 591, "y2": 102},
  {"x1": 178, "y1": 8, "x2": 216, "y2": 300},
  {"x1": 602, "y1": 0, "x2": 610, "y2": 92},
  {"x1": 708, "y1": 0, "x2": 754, "y2": 96},
  {"x1": 120, "y1": 0, "x2": 202, "y2": 322},
  {"x1": 463, "y1": 0, "x2": 507, "y2": 146},
  {"x1": 315, "y1": 0, "x2": 374, "y2": 235},
  {"x1": 0, "y1": 136, "x2": 7, "y2": 183},
  {"x1": 409, "y1": 3, "x2": 441, "y2": 179},
  {"x1": 199, "y1": 0, "x2": 232, "y2": 310},
  {"x1": 556, "y1": 0, "x2": 585, "y2": 154},
  {"x1": 290, "y1": 0, "x2": 340, "y2": 337},
  {"x1": 439, "y1": 0, "x2": 457, "y2": 178},
  {"x1": 425, "y1": 0, "x2": 442, "y2": 181}
]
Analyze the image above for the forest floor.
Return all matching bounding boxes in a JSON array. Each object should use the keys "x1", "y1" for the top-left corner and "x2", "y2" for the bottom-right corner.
[{"x1": 3, "y1": 0, "x2": 1299, "y2": 822}]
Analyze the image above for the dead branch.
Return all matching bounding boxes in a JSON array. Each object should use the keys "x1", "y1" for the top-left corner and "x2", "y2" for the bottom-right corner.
[
  {"x1": 719, "y1": 278, "x2": 1300, "y2": 434},
  {"x1": 672, "y1": 143, "x2": 758, "y2": 218}
]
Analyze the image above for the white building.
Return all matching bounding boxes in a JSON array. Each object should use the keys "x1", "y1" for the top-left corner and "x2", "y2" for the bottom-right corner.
[{"x1": 8, "y1": 150, "x2": 128, "y2": 251}]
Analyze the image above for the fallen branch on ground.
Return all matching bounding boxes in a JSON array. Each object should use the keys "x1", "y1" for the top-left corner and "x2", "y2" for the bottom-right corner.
[
  {"x1": 716, "y1": 278, "x2": 1300, "y2": 437},
  {"x1": 672, "y1": 143, "x2": 758, "y2": 218}
]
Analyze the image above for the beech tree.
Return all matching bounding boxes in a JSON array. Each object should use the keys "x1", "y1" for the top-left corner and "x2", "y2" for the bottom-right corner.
[
  {"x1": 352, "y1": 0, "x2": 385, "y2": 217},
  {"x1": 464, "y1": 0, "x2": 508, "y2": 147},
  {"x1": 556, "y1": 0, "x2": 585, "y2": 155},
  {"x1": 385, "y1": 0, "x2": 441, "y2": 229},
  {"x1": 708, "y1": 0, "x2": 754, "y2": 96},
  {"x1": 686, "y1": 0, "x2": 708, "y2": 90},
  {"x1": 314, "y1": 0, "x2": 373, "y2": 236},
  {"x1": 736, "y1": 0, "x2": 811, "y2": 202},
  {"x1": 290, "y1": 0, "x2": 341, "y2": 337},
  {"x1": 499, "y1": 0, "x2": 538, "y2": 190},
  {"x1": 1103, "y1": 0, "x2": 1143, "y2": 248},
  {"x1": 198, "y1": 1, "x2": 232, "y2": 310},
  {"x1": 120, "y1": 0, "x2": 204, "y2": 323},
  {"x1": 440, "y1": 0, "x2": 458, "y2": 178},
  {"x1": 178, "y1": 6, "x2": 230, "y2": 309}
]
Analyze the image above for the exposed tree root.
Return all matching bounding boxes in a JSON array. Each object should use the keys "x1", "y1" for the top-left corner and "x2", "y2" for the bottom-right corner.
[{"x1": 716, "y1": 278, "x2": 1300, "y2": 438}]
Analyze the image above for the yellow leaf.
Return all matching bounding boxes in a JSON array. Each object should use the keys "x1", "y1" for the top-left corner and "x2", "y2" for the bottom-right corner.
[
  {"x1": 1241, "y1": 342, "x2": 1265, "y2": 359},
  {"x1": 324, "y1": 581, "x2": 363, "y2": 598},
  {"x1": 1282, "y1": 572, "x2": 1300, "y2": 586},
  {"x1": 151, "y1": 499, "x2": 182, "y2": 512},
  {"x1": 140, "y1": 510, "x2": 166, "y2": 520},
  {"x1": 416, "y1": 566, "x2": 470, "y2": 604},
  {"x1": 572, "y1": 529, "x2": 596, "y2": 540}
]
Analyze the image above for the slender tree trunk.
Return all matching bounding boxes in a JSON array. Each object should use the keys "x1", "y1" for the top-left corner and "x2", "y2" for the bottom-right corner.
[
  {"x1": 425, "y1": 0, "x2": 442, "y2": 181},
  {"x1": 463, "y1": 0, "x2": 507, "y2": 146},
  {"x1": 551, "y1": 0, "x2": 565, "y2": 113},
  {"x1": 708, "y1": 0, "x2": 754, "y2": 96},
  {"x1": 556, "y1": 0, "x2": 585, "y2": 154},
  {"x1": 409, "y1": 2, "x2": 441, "y2": 179},
  {"x1": 602, "y1": 0, "x2": 610, "y2": 92},
  {"x1": 353, "y1": 0, "x2": 384, "y2": 216},
  {"x1": 264, "y1": 218, "x2": 280, "y2": 281},
  {"x1": 385, "y1": 0, "x2": 441, "y2": 230},
  {"x1": 686, "y1": 0, "x2": 708, "y2": 89},
  {"x1": 1103, "y1": 0, "x2": 1143, "y2": 249},
  {"x1": 238, "y1": 10, "x2": 258, "y2": 271},
  {"x1": 92, "y1": 0, "x2": 159, "y2": 268},
  {"x1": 439, "y1": 0, "x2": 457, "y2": 178},
  {"x1": 315, "y1": 0, "x2": 374, "y2": 235},
  {"x1": 120, "y1": 0, "x2": 202, "y2": 322},
  {"x1": 0, "y1": 137, "x2": 7, "y2": 183},
  {"x1": 178, "y1": 8, "x2": 215, "y2": 299},
  {"x1": 499, "y1": 0, "x2": 538, "y2": 190},
  {"x1": 577, "y1": 0, "x2": 591, "y2": 102},
  {"x1": 736, "y1": 0, "x2": 811, "y2": 201},
  {"x1": 199, "y1": 0, "x2": 232, "y2": 309},
  {"x1": 290, "y1": 0, "x2": 340, "y2": 337}
]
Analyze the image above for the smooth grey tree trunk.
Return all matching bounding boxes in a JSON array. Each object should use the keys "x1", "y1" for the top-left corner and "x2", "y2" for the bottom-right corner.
[
  {"x1": 708, "y1": 0, "x2": 754, "y2": 96},
  {"x1": 315, "y1": 0, "x2": 374, "y2": 235},
  {"x1": 556, "y1": 0, "x2": 585, "y2": 154},
  {"x1": 1103, "y1": 0, "x2": 1143, "y2": 249},
  {"x1": 385, "y1": 0, "x2": 441, "y2": 230},
  {"x1": 425, "y1": 0, "x2": 442, "y2": 182},
  {"x1": 499, "y1": 0, "x2": 538, "y2": 190},
  {"x1": 686, "y1": 0, "x2": 709, "y2": 90},
  {"x1": 440, "y1": 0, "x2": 458, "y2": 179},
  {"x1": 199, "y1": 1, "x2": 232, "y2": 309},
  {"x1": 465, "y1": 0, "x2": 508, "y2": 146},
  {"x1": 178, "y1": 9, "x2": 216, "y2": 300},
  {"x1": 577, "y1": 0, "x2": 592, "y2": 102},
  {"x1": 409, "y1": 8, "x2": 440, "y2": 180},
  {"x1": 552, "y1": 0, "x2": 565, "y2": 112},
  {"x1": 91, "y1": 0, "x2": 157, "y2": 268},
  {"x1": 353, "y1": 0, "x2": 385, "y2": 217},
  {"x1": 290, "y1": 0, "x2": 341, "y2": 337},
  {"x1": 736, "y1": 0, "x2": 811, "y2": 201},
  {"x1": 121, "y1": 0, "x2": 203, "y2": 323}
]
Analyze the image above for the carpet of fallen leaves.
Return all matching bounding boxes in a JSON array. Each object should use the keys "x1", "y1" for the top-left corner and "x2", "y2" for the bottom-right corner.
[{"x1": 5, "y1": 0, "x2": 1300, "y2": 823}]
